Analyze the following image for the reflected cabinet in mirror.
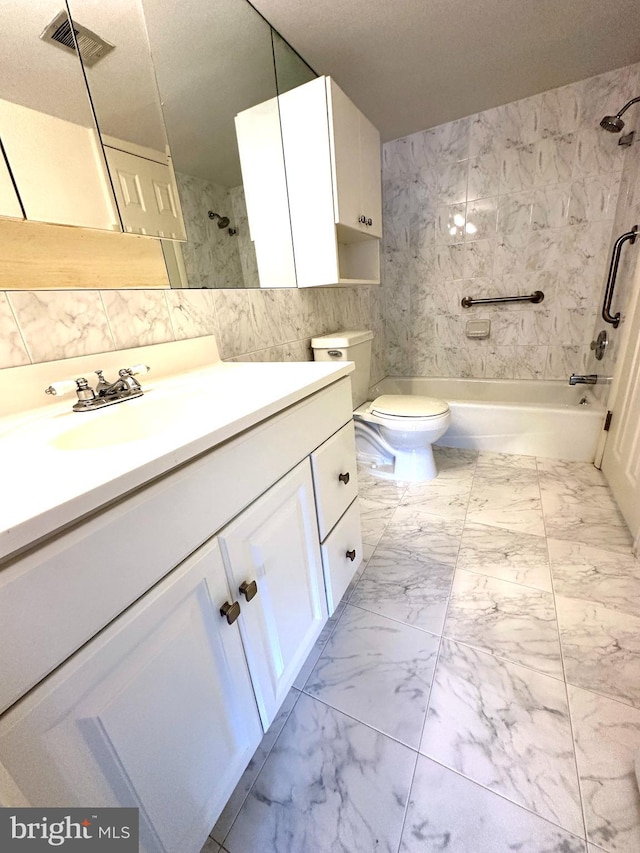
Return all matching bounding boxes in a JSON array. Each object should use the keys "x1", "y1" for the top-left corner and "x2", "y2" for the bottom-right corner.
[
  {"x1": 0, "y1": 0, "x2": 119, "y2": 229},
  {"x1": 142, "y1": 0, "x2": 316, "y2": 289},
  {"x1": 66, "y1": 0, "x2": 187, "y2": 240}
]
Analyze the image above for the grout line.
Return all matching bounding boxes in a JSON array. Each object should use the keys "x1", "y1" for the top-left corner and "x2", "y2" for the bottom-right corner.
[
  {"x1": 536, "y1": 454, "x2": 591, "y2": 846},
  {"x1": 396, "y1": 452, "x2": 479, "y2": 850},
  {"x1": 213, "y1": 687, "x2": 303, "y2": 849}
]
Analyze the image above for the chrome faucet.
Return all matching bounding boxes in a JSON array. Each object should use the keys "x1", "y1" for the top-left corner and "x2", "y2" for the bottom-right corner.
[
  {"x1": 569, "y1": 374, "x2": 598, "y2": 385},
  {"x1": 45, "y1": 364, "x2": 150, "y2": 411}
]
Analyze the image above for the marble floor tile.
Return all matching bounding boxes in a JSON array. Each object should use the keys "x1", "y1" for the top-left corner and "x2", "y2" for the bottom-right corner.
[
  {"x1": 200, "y1": 839, "x2": 221, "y2": 853},
  {"x1": 350, "y1": 544, "x2": 454, "y2": 635},
  {"x1": 569, "y1": 685, "x2": 640, "y2": 853},
  {"x1": 292, "y1": 602, "x2": 346, "y2": 690},
  {"x1": 224, "y1": 693, "x2": 416, "y2": 853},
  {"x1": 358, "y1": 496, "x2": 396, "y2": 545},
  {"x1": 536, "y1": 457, "x2": 607, "y2": 486},
  {"x1": 539, "y1": 475, "x2": 632, "y2": 554},
  {"x1": 467, "y1": 468, "x2": 545, "y2": 536},
  {"x1": 357, "y1": 463, "x2": 409, "y2": 506},
  {"x1": 444, "y1": 570, "x2": 563, "y2": 676},
  {"x1": 432, "y1": 445, "x2": 478, "y2": 478},
  {"x1": 557, "y1": 595, "x2": 640, "y2": 708},
  {"x1": 211, "y1": 688, "x2": 300, "y2": 843},
  {"x1": 458, "y1": 521, "x2": 552, "y2": 591},
  {"x1": 384, "y1": 505, "x2": 465, "y2": 564},
  {"x1": 305, "y1": 605, "x2": 439, "y2": 748},
  {"x1": 401, "y1": 475, "x2": 473, "y2": 520},
  {"x1": 420, "y1": 640, "x2": 583, "y2": 837},
  {"x1": 549, "y1": 539, "x2": 640, "y2": 618},
  {"x1": 401, "y1": 756, "x2": 587, "y2": 853},
  {"x1": 477, "y1": 450, "x2": 538, "y2": 470}
]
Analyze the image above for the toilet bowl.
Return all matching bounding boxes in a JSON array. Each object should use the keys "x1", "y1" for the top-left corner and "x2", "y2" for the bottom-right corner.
[
  {"x1": 354, "y1": 395, "x2": 451, "y2": 481},
  {"x1": 311, "y1": 330, "x2": 452, "y2": 482}
]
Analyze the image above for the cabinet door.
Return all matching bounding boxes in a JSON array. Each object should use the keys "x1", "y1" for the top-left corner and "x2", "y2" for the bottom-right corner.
[
  {"x1": 0, "y1": 99, "x2": 119, "y2": 230},
  {"x1": 219, "y1": 460, "x2": 328, "y2": 729},
  {"x1": 0, "y1": 143, "x2": 23, "y2": 220},
  {"x1": 0, "y1": 538, "x2": 262, "y2": 853},
  {"x1": 328, "y1": 78, "x2": 363, "y2": 233},
  {"x1": 104, "y1": 146, "x2": 186, "y2": 239},
  {"x1": 359, "y1": 113, "x2": 382, "y2": 238}
]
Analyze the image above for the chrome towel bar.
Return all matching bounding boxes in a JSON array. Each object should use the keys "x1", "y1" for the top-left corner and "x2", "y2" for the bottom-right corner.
[
  {"x1": 461, "y1": 290, "x2": 544, "y2": 308},
  {"x1": 602, "y1": 225, "x2": 637, "y2": 328}
]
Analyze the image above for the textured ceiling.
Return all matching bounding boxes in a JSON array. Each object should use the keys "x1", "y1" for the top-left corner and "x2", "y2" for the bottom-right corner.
[{"x1": 250, "y1": 0, "x2": 640, "y2": 141}]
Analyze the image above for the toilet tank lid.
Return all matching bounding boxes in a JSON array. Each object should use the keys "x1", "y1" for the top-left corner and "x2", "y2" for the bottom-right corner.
[{"x1": 311, "y1": 330, "x2": 374, "y2": 348}]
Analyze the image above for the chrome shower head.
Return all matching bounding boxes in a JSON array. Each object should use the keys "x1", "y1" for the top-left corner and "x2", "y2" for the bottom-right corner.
[
  {"x1": 208, "y1": 211, "x2": 231, "y2": 229},
  {"x1": 600, "y1": 96, "x2": 640, "y2": 133},
  {"x1": 600, "y1": 114, "x2": 625, "y2": 133}
]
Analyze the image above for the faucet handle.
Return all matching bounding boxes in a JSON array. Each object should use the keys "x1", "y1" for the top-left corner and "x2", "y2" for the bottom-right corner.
[
  {"x1": 125, "y1": 364, "x2": 150, "y2": 376},
  {"x1": 45, "y1": 378, "x2": 84, "y2": 396}
]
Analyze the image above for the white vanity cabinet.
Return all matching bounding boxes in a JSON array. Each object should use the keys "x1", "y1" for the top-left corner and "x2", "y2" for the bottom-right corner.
[
  {"x1": 0, "y1": 537, "x2": 263, "y2": 853},
  {"x1": 0, "y1": 371, "x2": 362, "y2": 853},
  {"x1": 278, "y1": 75, "x2": 382, "y2": 287},
  {"x1": 311, "y1": 420, "x2": 363, "y2": 614},
  {"x1": 218, "y1": 460, "x2": 327, "y2": 729}
]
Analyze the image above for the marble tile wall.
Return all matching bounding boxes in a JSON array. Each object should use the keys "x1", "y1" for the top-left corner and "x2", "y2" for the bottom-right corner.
[
  {"x1": 0, "y1": 285, "x2": 385, "y2": 384},
  {"x1": 176, "y1": 172, "x2": 253, "y2": 289},
  {"x1": 382, "y1": 62, "x2": 640, "y2": 381}
]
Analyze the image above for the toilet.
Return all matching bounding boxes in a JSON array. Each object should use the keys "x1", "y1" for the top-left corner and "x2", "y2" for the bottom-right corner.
[{"x1": 311, "y1": 330, "x2": 451, "y2": 481}]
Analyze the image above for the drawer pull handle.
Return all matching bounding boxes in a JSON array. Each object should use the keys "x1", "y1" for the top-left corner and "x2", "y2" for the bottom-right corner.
[
  {"x1": 338, "y1": 472, "x2": 350, "y2": 485},
  {"x1": 220, "y1": 600, "x2": 241, "y2": 625},
  {"x1": 239, "y1": 579, "x2": 258, "y2": 602},
  {"x1": 346, "y1": 549, "x2": 357, "y2": 562}
]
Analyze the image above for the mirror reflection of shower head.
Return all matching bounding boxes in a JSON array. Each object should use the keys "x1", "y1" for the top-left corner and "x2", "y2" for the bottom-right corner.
[
  {"x1": 208, "y1": 211, "x2": 230, "y2": 228},
  {"x1": 600, "y1": 96, "x2": 640, "y2": 132}
]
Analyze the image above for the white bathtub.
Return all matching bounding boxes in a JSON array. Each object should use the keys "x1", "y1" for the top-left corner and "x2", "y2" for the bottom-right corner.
[{"x1": 369, "y1": 377, "x2": 606, "y2": 462}]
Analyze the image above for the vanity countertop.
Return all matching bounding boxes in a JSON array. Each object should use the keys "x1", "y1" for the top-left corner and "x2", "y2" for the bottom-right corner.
[{"x1": 0, "y1": 358, "x2": 353, "y2": 563}]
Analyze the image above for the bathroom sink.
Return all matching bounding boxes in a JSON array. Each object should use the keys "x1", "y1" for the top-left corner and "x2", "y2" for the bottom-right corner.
[{"x1": 49, "y1": 388, "x2": 209, "y2": 450}]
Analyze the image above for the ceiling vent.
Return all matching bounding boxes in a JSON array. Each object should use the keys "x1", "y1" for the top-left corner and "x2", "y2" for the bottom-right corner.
[{"x1": 40, "y1": 10, "x2": 115, "y2": 67}]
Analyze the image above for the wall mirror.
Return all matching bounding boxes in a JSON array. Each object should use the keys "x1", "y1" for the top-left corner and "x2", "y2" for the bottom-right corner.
[
  {"x1": 66, "y1": 0, "x2": 187, "y2": 240},
  {"x1": 141, "y1": 0, "x2": 317, "y2": 289},
  {"x1": 0, "y1": 0, "x2": 120, "y2": 230}
]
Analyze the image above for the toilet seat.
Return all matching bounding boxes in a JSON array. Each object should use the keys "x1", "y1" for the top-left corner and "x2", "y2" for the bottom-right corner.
[{"x1": 370, "y1": 394, "x2": 450, "y2": 420}]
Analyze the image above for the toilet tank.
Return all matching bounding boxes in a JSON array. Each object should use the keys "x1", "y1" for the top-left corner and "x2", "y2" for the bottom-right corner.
[{"x1": 311, "y1": 330, "x2": 374, "y2": 408}]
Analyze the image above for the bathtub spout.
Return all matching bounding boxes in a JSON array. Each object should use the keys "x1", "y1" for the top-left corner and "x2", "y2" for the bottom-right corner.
[{"x1": 569, "y1": 374, "x2": 598, "y2": 385}]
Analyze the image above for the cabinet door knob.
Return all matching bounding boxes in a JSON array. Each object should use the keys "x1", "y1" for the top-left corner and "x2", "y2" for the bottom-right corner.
[
  {"x1": 338, "y1": 472, "x2": 350, "y2": 485},
  {"x1": 346, "y1": 549, "x2": 357, "y2": 562},
  {"x1": 358, "y1": 215, "x2": 366, "y2": 224},
  {"x1": 366, "y1": 218, "x2": 373, "y2": 227},
  {"x1": 220, "y1": 600, "x2": 241, "y2": 625},
  {"x1": 239, "y1": 579, "x2": 258, "y2": 602}
]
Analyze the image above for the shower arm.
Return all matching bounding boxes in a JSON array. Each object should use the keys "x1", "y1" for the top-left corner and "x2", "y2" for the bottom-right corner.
[
  {"x1": 616, "y1": 96, "x2": 640, "y2": 119},
  {"x1": 602, "y1": 225, "x2": 638, "y2": 328}
]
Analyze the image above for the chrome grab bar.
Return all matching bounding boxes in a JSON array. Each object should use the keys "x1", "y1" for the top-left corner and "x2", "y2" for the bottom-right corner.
[
  {"x1": 461, "y1": 290, "x2": 544, "y2": 308},
  {"x1": 602, "y1": 225, "x2": 637, "y2": 328}
]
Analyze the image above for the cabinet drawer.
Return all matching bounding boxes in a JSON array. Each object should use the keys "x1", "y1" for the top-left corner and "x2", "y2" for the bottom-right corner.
[
  {"x1": 311, "y1": 420, "x2": 358, "y2": 540},
  {"x1": 321, "y1": 498, "x2": 363, "y2": 615},
  {"x1": 0, "y1": 378, "x2": 352, "y2": 714}
]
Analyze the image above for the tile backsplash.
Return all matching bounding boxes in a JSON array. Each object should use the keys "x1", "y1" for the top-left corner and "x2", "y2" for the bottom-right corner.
[
  {"x1": 382, "y1": 62, "x2": 640, "y2": 381},
  {"x1": 0, "y1": 285, "x2": 385, "y2": 390}
]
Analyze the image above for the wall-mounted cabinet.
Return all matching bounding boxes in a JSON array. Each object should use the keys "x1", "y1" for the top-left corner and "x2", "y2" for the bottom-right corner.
[{"x1": 278, "y1": 76, "x2": 382, "y2": 288}]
